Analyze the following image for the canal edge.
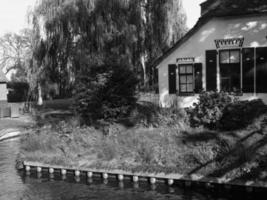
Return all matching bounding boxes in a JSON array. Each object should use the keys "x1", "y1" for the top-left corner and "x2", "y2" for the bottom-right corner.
[
  {"x1": 23, "y1": 160, "x2": 267, "y2": 192},
  {"x1": 0, "y1": 130, "x2": 23, "y2": 142}
]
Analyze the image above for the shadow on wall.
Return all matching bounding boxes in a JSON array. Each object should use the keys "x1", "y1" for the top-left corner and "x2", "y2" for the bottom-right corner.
[{"x1": 198, "y1": 18, "x2": 267, "y2": 47}]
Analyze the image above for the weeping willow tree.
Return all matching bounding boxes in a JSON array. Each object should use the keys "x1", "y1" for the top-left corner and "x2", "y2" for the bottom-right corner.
[{"x1": 30, "y1": 0, "x2": 187, "y2": 100}]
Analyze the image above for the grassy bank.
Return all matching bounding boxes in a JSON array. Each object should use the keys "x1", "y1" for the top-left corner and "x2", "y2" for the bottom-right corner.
[
  {"x1": 18, "y1": 97, "x2": 267, "y2": 186},
  {"x1": 18, "y1": 116, "x2": 267, "y2": 184}
]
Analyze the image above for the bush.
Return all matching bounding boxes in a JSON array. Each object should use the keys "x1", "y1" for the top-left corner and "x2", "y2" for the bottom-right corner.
[
  {"x1": 74, "y1": 64, "x2": 138, "y2": 124},
  {"x1": 125, "y1": 102, "x2": 189, "y2": 129},
  {"x1": 7, "y1": 82, "x2": 29, "y2": 102},
  {"x1": 219, "y1": 99, "x2": 267, "y2": 130},
  {"x1": 187, "y1": 91, "x2": 235, "y2": 129}
]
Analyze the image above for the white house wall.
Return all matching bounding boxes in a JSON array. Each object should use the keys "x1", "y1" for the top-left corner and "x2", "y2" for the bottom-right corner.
[
  {"x1": 158, "y1": 14, "x2": 267, "y2": 107},
  {"x1": 0, "y1": 84, "x2": 7, "y2": 101}
]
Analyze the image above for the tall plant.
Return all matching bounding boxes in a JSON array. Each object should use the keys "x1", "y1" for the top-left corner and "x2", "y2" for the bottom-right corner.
[{"x1": 31, "y1": 0, "x2": 187, "y2": 92}]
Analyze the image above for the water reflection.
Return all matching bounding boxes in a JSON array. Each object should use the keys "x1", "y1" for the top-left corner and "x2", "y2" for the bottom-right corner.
[{"x1": 0, "y1": 140, "x2": 261, "y2": 200}]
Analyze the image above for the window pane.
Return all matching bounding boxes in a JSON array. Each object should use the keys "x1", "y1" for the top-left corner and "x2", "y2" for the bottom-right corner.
[
  {"x1": 220, "y1": 51, "x2": 229, "y2": 63},
  {"x1": 220, "y1": 63, "x2": 241, "y2": 92},
  {"x1": 179, "y1": 64, "x2": 194, "y2": 93},
  {"x1": 230, "y1": 50, "x2": 240, "y2": 63},
  {"x1": 180, "y1": 75, "x2": 187, "y2": 84},
  {"x1": 179, "y1": 66, "x2": 186, "y2": 74},
  {"x1": 186, "y1": 65, "x2": 193, "y2": 73},
  {"x1": 187, "y1": 75, "x2": 193, "y2": 83},
  {"x1": 180, "y1": 84, "x2": 187, "y2": 92},
  {"x1": 187, "y1": 84, "x2": 193, "y2": 92}
]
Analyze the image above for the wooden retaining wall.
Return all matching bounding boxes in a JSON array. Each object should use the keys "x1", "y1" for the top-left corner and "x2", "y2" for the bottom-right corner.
[{"x1": 23, "y1": 161, "x2": 267, "y2": 193}]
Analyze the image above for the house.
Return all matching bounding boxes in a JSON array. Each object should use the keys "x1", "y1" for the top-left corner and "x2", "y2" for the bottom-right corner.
[
  {"x1": 154, "y1": 0, "x2": 267, "y2": 107},
  {"x1": 0, "y1": 70, "x2": 8, "y2": 104}
]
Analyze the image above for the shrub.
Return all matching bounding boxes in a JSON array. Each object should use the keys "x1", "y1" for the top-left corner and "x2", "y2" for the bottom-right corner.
[
  {"x1": 74, "y1": 64, "x2": 138, "y2": 124},
  {"x1": 219, "y1": 99, "x2": 267, "y2": 130},
  {"x1": 126, "y1": 102, "x2": 189, "y2": 129},
  {"x1": 187, "y1": 91, "x2": 235, "y2": 129},
  {"x1": 7, "y1": 82, "x2": 29, "y2": 102}
]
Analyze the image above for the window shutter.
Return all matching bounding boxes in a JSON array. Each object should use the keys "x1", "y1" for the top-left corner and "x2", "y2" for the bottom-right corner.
[
  {"x1": 242, "y1": 48, "x2": 254, "y2": 93},
  {"x1": 256, "y1": 47, "x2": 267, "y2": 93},
  {"x1": 194, "y1": 63, "x2": 203, "y2": 93},
  {"x1": 206, "y1": 50, "x2": 217, "y2": 91},
  {"x1": 168, "y1": 64, "x2": 177, "y2": 94}
]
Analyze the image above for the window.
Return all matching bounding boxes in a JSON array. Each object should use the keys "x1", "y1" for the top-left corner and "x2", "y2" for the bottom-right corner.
[
  {"x1": 205, "y1": 47, "x2": 267, "y2": 94},
  {"x1": 179, "y1": 64, "x2": 194, "y2": 93},
  {"x1": 219, "y1": 49, "x2": 241, "y2": 92},
  {"x1": 220, "y1": 49, "x2": 240, "y2": 64}
]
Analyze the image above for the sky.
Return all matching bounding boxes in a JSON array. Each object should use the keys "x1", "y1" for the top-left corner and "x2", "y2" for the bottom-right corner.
[
  {"x1": 0, "y1": 0, "x2": 36, "y2": 36},
  {"x1": 0, "y1": 0, "x2": 205, "y2": 36},
  {"x1": 183, "y1": 0, "x2": 206, "y2": 28}
]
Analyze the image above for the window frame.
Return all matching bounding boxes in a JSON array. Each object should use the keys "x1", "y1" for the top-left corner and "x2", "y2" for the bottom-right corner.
[
  {"x1": 178, "y1": 63, "x2": 195, "y2": 95},
  {"x1": 219, "y1": 48, "x2": 242, "y2": 93},
  {"x1": 219, "y1": 49, "x2": 241, "y2": 64}
]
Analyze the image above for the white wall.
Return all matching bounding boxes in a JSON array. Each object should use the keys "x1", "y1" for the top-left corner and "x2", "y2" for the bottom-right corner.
[
  {"x1": 158, "y1": 14, "x2": 267, "y2": 107},
  {"x1": 0, "y1": 83, "x2": 7, "y2": 101}
]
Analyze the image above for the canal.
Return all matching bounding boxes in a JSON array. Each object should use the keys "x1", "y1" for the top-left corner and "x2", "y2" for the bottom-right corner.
[{"x1": 0, "y1": 139, "x2": 260, "y2": 200}]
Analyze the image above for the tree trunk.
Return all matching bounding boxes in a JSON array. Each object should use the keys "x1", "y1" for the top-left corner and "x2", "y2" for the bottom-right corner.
[
  {"x1": 37, "y1": 83, "x2": 43, "y2": 106},
  {"x1": 140, "y1": 54, "x2": 147, "y2": 88}
]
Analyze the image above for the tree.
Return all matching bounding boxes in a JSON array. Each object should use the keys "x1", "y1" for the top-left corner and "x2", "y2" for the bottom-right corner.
[
  {"x1": 145, "y1": 0, "x2": 187, "y2": 88},
  {"x1": 0, "y1": 29, "x2": 43, "y2": 106},
  {"x1": 31, "y1": 0, "x2": 187, "y2": 91},
  {"x1": 74, "y1": 63, "x2": 138, "y2": 123},
  {"x1": 0, "y1": 29, "x2": 32, "y2": 80}
]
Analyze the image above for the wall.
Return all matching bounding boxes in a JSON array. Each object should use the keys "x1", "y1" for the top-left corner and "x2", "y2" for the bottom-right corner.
[
  {"x1": 0, "y1": 83, "x2": 8, "y2": 102},
  {"x1": 158, "y1": 14, "x2": 267, "y2": 107}
]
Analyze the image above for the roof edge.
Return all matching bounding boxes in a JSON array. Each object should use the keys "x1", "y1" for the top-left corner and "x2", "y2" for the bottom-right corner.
[{"x1": 153, "y1": 16, "x2": 210, "y2": 69}]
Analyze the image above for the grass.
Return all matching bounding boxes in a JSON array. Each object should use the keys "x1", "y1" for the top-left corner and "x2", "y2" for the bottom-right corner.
[
  {"x1": 17, "y1": 119, "x2": 230, "y2": 175},
  {"x1": 18, "y1": 100, "x2": 267, "y2": 186},
  {"x1": 0, "y1": 117, "x2": 34, "y2": 132}
]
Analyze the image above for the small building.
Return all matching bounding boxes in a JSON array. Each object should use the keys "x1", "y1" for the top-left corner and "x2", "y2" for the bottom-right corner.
[
  {"x1": 0, "y1": 70, "x2": 8, "y2": 104},
  {"x1": 154, "y1": 0, "x2": 267, "y2": 107}
]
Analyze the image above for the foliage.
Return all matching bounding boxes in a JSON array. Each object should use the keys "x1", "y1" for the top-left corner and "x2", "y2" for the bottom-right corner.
[
  {"x1": 19, "y1": 121, "x2": 219, "y2": 174},
  {"x1": 187, "y1": 91, "x2": 236, "y2": 129},
  {"x1": 74, "y1": 63, "x2": 138, "y2": 124},
  {"x1": 0, "y1": 30, "x2": 32, "y2": 79},
  {"x1": 31, "y1": 0, "x2": 187, "y2": 92},
  {"x1": 7, "y1": 82, "x2": 29, "y2": 102},
  {"x1": 219, "y1": 99, "x2": 267, "y2": 130},
  {"x1": 127, "y1": 102, "x2": 189, "y2": 129}
]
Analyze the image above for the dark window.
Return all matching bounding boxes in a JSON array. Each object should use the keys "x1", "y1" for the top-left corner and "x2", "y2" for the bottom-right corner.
[
  {"x1": 194, "y1": 63, "x2": 203, "y2": 93},
  {"x1": 206, "y1": 50, "x2": 217, "y2": 91},
  {"x1": 179, "y1": 64, "x2": 194, "y2": 93},
  {"x1": 168, "y1": 64, "x2": 177, "y2": 94},
  {"x1": 219, "y1": 49, "x2": 241, "y2": 92},
  {"x1": 242, "y1": 48, "x2": 254, "y2": 93},
  {"x1": 256, "y1": 47, "x2": 267, "y2": 93}
]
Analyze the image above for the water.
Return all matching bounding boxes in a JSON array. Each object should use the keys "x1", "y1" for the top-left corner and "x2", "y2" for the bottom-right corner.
[{"x1": 0, "y1": 139, "x2": 260, "y2": 200}]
